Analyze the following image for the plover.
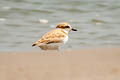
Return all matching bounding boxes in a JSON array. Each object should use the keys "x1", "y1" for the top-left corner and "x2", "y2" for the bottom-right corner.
[{"x1": 32, "y1": 22, "x2": 77, "y2": 50}]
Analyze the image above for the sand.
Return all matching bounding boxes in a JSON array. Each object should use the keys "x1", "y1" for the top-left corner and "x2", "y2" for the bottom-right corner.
[{"x1": 0, "y1": 48, "x2": 120, "y2": 80}]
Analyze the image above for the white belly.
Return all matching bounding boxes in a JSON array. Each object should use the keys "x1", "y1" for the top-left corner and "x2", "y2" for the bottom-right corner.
[{"x1": 63, "y1": 36, "x2": 68, "y2": 44}]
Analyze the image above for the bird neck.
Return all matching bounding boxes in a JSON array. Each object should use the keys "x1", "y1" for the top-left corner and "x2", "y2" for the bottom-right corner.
[
  {"x1": 61, "y1": 29, "x2": 69, "y2": 35},
  {"x1": 63, "y1": 29, "x2": 69, "y2": 33}
]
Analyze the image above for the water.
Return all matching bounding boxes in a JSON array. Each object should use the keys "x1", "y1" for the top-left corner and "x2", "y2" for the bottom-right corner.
[{"x1": 0, "y1": 0, "x2": 120, "y2": 51}]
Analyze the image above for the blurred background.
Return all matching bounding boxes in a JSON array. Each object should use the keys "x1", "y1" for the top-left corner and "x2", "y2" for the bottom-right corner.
[{"x1": 0, "y1": 0, "x2": 120, "y2": 51}]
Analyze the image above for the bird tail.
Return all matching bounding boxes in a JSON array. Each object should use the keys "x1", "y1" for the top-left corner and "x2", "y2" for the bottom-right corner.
[
  {"x1": 32, "y1": 43, "x2": 36, "y2": 47},
  {"x1": 32, "y1": 40, "x2": 41, "y2": 47}
]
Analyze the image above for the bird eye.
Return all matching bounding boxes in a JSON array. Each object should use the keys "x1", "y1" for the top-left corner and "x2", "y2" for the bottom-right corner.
[{"x1": 65, "y1": 26, "x2": 70, "y2": 28}]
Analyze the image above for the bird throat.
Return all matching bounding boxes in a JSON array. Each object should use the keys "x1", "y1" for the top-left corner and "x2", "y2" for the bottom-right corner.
[{"x1": 61, "y1": 29, "x2": 68, "y2": 35}]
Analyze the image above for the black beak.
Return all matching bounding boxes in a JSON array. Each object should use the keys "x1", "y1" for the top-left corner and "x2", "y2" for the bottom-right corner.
[{"x1": 72, "y1": 28, "x2": 77, "y2": 31}]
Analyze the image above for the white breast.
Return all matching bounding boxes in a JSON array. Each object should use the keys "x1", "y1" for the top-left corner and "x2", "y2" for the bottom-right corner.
[{"x1": 63, "y1": 36, "x2": 68, "y2": 44}]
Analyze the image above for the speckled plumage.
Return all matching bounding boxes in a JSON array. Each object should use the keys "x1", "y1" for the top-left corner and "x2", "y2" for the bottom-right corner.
[{"x1": 32, "y1": 22, "x2": 77, "y2": 50}]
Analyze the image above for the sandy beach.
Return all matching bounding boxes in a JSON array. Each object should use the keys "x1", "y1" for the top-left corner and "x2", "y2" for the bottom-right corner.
[{"x1": 0, "y1": 48, "x2": 120, "y2": 80}]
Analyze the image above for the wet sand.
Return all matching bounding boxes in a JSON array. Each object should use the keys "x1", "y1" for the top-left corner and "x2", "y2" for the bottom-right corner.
[{"x1": 0, "y1": 48, "x2": 120, "y2": 80}]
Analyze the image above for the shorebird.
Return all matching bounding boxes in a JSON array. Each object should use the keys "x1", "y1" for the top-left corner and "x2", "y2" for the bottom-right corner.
[{"x1": 32, "y1": 22, "x2": 77, "y2": 50}]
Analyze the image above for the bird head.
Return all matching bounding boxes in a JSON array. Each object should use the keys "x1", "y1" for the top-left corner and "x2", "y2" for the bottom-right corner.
[{"x1": 56, "y1": 22, "x2": 77, "y2": 32}]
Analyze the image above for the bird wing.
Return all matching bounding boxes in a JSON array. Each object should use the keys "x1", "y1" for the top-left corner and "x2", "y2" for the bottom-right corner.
[{"x1": 32, "y1": 29, "x2": 66, "y2": 46}]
